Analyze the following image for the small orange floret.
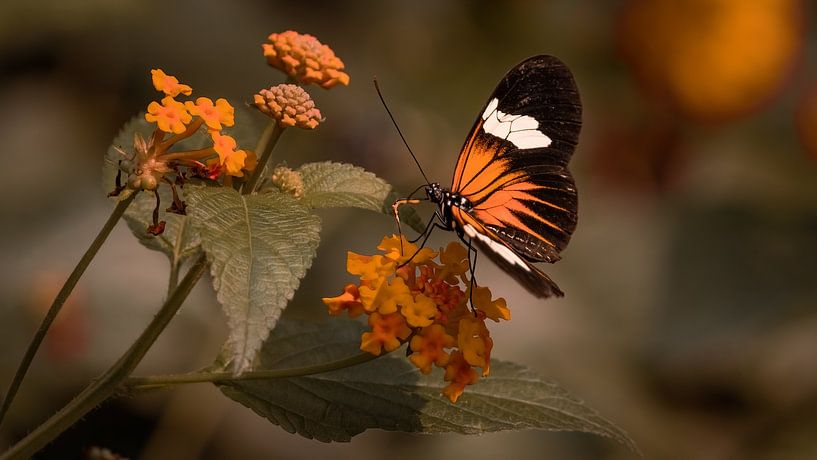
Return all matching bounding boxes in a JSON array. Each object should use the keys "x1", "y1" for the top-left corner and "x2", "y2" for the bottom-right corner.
[
  {"x1": 472, "y1": 286, "x2": 510, "y2": 322},
  {"x1": 150, "y1": 69, "x2": 193, "y2": 97},
  {"x1": 401, "y1": 293, "x2": 437, "y2": 328},
  {"x1": 323, "y1": 283, "x2": 365, "y2": 317},
  {"x1": 243, "y1": 150, "x2": 258, "y2": 174},
  {"x1": 145, "y1": 96, "x2": 192, "y2": 134},
  {"x1": 347, "y1": 253, "x2": 395, "y2": 282},
  {"x1": 378, "y1": 234, "x2": 436, "y2": 265},
  {"x1": 438, "y1": 241, "x2": 470, "y2": 283},
  {"x1": 409, "y1": 324, "x2": 454, "y2": 374},
  {"x1": 360, "y1": 312, "x2": 411, "y2": 356},
  {"x1": 442, "y1": 351, "x2": 479, "y2": 403},
  {"x1": 262, "y1": 30, "x2": 350, "y2": 89},
  {"x1": 185, "y1": 97, "x2": 235, "y2": 130},
  {"x1": 224, "y1": 150, "x2": 248, "y2": 177},
  {"x1": 457, "y1": 316, "x2": 493, "y2": 376},
  {"x1": 209, "y1": 132, "x2": 247, "y2": 177},
  {"x1": 209, "y1": 131, "x2": 238, "y2": 163},
  {"x1": 359, "y1": 276, "x2": 412, "y2": 315}
]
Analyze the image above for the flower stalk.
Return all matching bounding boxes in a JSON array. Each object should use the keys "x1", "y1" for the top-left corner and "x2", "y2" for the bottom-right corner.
[
  {"x1": 124, "y1": 352, "x2": 380, "y2": 391},
  {"x1": 242, "y1": 121, "x2": 284, "y2": 194},
  {"x1": 0, "y1": 191, "x2": 138, "y2": 427},
  {"x1": 0, "y1": 254, "x2": 209, "y2": 460}
]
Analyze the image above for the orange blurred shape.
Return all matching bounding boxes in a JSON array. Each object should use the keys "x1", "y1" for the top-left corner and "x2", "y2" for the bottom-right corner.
[
  {"x1": 796, "y1": 83, "x2": 817, "y2": 162},
  {"x1": 619, "y1": 0, "x2": 805, "y2": 122},
  {"x1": 25, "y1": 272, "x2": 89, "y2": 363}
]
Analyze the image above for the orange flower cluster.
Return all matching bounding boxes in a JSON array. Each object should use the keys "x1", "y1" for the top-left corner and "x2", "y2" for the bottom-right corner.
[
  {"x1": 253, "y1": 84, "x2": 323, "y2": 129},
  {"x1": 143, "y1": 69, "x2": 253, "y2": 178},
  {"x1": 323, "y1": 235, "x2": 510, "y2": 403},
  {"x1": 262, "y1": 31, "x2": 350, "y2": 89},
  {"x1": 111, "y1": 70, "x2": 258, "y2": 234}
]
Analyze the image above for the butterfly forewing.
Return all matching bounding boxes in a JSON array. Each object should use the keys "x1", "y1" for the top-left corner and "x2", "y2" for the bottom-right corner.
[{"x1": 451, "y1": 55, "x2": 581, "y2": 263}]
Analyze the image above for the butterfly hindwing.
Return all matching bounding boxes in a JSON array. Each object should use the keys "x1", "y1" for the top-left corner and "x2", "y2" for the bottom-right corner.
[{"x1": 451, "y1": 207, "x2": 563, "y2": 298}]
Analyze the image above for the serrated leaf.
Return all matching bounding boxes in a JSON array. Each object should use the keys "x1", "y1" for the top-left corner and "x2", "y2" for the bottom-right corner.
[
  {"x1": 218, "y1": 319, "x2": 639, "y2": 453},
  {"x1": 187, "y1": 187, "x2": 321, "y2": 373},
  {"x1": 102, "y1": 105, "x2": 263, "y2": 262},
  {"x1": 298, "y1": 162, "x2": 391, "y2": 210},
  {"x1": 296, "y1": 161, "x2": 426, "y2": 233}
]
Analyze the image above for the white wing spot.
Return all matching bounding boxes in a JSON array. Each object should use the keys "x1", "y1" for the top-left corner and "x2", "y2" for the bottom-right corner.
[
  {"x1": 480, "y1": 97, "x2": 552, "y2": 149},
  {"x1": 463, "y1": 224, "x2": 531, "y2": 272},
  {"x1": 481, "y1": 98, "x2": 499, "y2": 121}
]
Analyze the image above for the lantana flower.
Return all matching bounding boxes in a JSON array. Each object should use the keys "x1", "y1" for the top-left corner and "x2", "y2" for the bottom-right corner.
[
  {"x1": 253, "y1": 84, "x2": 323, "y2": 129},
  {"x1": 185, "y1": 97, "x2": 235, "y2": 131},
  {"x1": 262, "y1": 30, "x2": 350, "y2": 89},
  {"x1": 322, "y1": 236, "x2": 510, "y2": 403},
  {"x1": 145, "y1": 96, "x2": 192, "y2": 134},
  {"x1": 151, "y1": 69, "x2": 193, "y2": 97},
  {"x1": 112, "y1": 69, "x2": 256, "y2": 234}
]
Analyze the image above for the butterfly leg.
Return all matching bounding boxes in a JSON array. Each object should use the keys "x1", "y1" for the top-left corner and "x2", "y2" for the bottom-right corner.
[
  {"x1": 397, "y1": 219, "x2": 447, "y2": 268},
  {"x1": 466, "y1": 238, "x2": 479, "y2": 315}
]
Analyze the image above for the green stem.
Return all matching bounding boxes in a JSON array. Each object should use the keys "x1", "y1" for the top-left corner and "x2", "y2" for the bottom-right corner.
[
  {"x1": 242, "y1": 121, "x2": 284, "y2": 195},
  {"x1": 125, "y1": 352, "x2": 380, "y2": 391},
  {"x1": 165, "y1": 215, "x2": 189, "y2": 298},
  {"x1": 0, "y1": 192, "x2": 138, "y2": 427},
  {"x1": 167, "y1": 261, "x2": 180, "y2": 298},
  {"x1": 0, "y1": 254, "x2": 208, "y2": 460}
]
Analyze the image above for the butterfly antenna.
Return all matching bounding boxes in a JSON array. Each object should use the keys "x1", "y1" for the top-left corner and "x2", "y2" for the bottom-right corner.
[{"x1": 373, "y1": 78, "x2": 431, "y2": 185}]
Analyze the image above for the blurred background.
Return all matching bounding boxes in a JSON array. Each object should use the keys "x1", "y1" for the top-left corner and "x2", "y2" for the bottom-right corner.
[{"x1": 1, "y1": 0, "x2": 816, "y2": 458}]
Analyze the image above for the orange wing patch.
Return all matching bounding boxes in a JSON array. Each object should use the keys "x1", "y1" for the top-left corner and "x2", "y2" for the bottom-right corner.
[
  {"x1": 454, "y1": 140, "x2": 515, "y2": 199},
  {"x1": 472, "y1": 185, "x2": 567, "y2": 249}
]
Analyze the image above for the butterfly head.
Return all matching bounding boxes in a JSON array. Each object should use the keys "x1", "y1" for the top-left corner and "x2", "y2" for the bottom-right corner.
[{"x1": 425, "y1": 183, "x2": 444, "y2": 204}]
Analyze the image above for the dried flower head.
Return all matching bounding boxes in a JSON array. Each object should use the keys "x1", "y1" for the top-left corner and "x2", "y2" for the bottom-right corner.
[
  {"x1": 270, "y1": 164, "x2": 304, "y2": 198},
  {"x1": 262, "y1": 30, "x2": 350, "y2": 89},
  {"x1": 253, "y1": 84, "x2": 323, "y2": 129},
  {"x1": 322, "y1": 236, "x2": 509, "y2": 403}
]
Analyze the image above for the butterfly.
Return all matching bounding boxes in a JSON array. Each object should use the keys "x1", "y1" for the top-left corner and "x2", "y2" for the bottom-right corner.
[{"x1": 391, "y1": 55, "x2": 581, "y2": 298}]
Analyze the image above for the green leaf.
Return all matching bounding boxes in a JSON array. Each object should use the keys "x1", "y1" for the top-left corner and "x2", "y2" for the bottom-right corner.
[
  {"x1": 186, "y1": 187, "x2": 321, "y2": 373},
  {"x1": 122, "y1": 191, "x2": 202, "y2": 266},
  {"x1": 296, "y1": 161, "x2": 426, "y2": 233},
  {"x1": 298, "y1": 161, "x2": 391, "y2": 210},
  {"x1": 102, "y1": 105, "x2": 263, "y2": 262},
  {"x1": 218, "y1": 319, "x2": 639, "y2": 452}
]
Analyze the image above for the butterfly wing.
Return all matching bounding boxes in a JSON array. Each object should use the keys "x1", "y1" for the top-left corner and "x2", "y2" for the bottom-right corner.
[
  {"x1": 450, "y1": 207, "x2": 563, "y2": 298},
  {"x1": 452, "y1": 55, "x2": 581, "y2": 262}
]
